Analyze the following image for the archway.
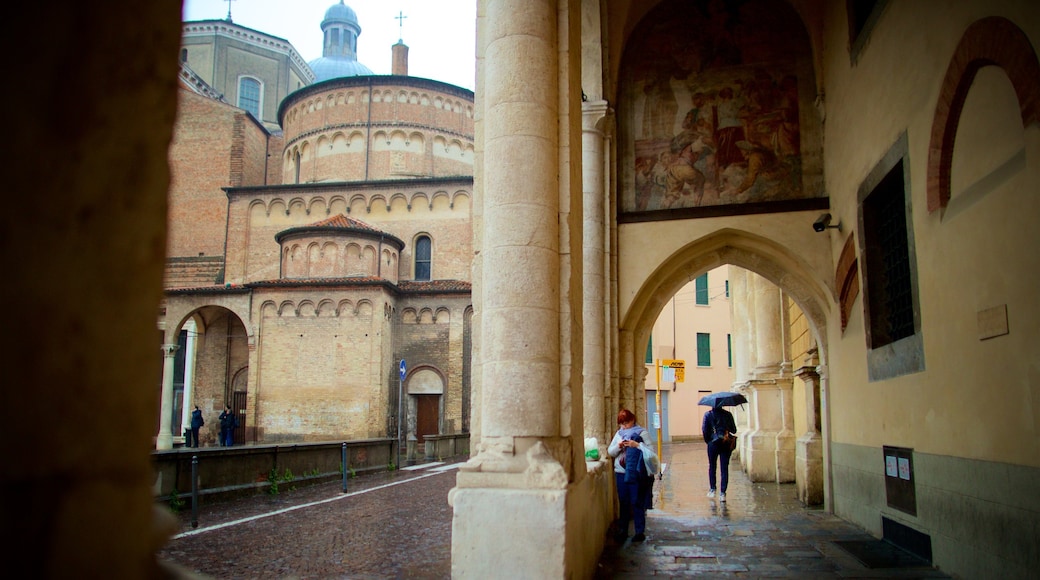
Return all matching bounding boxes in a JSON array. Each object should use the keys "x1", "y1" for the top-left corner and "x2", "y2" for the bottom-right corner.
[
  {"x1": 405, "y1": 366, "x2": 446, "y2": 455},
  {"x1": 620, "y1": 228, "x2": 833, "y2": 506},
  {"x1": 159, "y1": 305, "x2": 250, "y2": 448}
]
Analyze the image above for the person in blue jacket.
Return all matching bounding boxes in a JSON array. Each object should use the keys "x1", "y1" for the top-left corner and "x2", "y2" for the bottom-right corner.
[
  {"x1": 219, "y1": 405, "x2": 236, "y2": 447},
  {"x1": 188, "y1": 405, "x2": 204, "y2": 448},
  {"x1": 702, "y1": 402, "x2": 737, "y2": 502}
]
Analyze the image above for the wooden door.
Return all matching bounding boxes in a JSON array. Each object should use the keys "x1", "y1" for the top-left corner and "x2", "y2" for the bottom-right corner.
[{"x1": 415, "y1": 395, "x2": 440, "y2": 447}]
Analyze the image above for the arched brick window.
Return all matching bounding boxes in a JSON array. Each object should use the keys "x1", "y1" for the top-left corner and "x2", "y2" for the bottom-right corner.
[{"x1": 927, "y1": 17, "x2": 1040, "y2": 213}]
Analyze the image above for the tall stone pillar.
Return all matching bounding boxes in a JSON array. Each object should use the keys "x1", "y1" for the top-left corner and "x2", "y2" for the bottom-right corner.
[
  {"x1": 728, "y1": 267, "x2": 751, "y2": 385},
  {"x1": 744, "y1": 273, "x2": 789, "y2": 481},
  {"x1": 795, "y1": 349, "x2": 824, "y2": 505},
  {"x1": 453, "y1": 2, "x2": 606, "y2": 578},
  {"x1": 752, "y1": 274, "x2": 783, "y2": 377},
  {"x1": 728, "y1": 267, "x2": 751, "y2": 463},
  {"x1": 774, "y1": 377, "x2": 796, "y2": 483},
  {"x1": 156, "y1": 344, "x2": 180, "y2": 450},
  {"x1": 582, "y1": 100, "x2": 610, "y2": 447}
]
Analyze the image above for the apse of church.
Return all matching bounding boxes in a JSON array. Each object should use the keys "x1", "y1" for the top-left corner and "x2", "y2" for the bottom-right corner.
[{"x1": 160, "y1": 2, "x2": 474, "y2": 449}]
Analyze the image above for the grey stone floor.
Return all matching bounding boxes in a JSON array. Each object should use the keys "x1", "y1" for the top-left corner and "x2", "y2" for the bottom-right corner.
[{"x1": 596, "y1": 441, "x2": 951, "y2": 578}]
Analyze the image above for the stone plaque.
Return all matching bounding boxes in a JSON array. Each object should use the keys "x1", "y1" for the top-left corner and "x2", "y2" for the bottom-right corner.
[{"x1": 977, "y1": 304, "x2": 1008, "y2": 340}]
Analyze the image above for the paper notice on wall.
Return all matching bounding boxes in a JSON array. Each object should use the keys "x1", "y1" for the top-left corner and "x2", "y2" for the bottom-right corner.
[
  {"x1": 898, "y1": 457, "x2": 911, "y2": 480},
  {"x1": 885, "y1": 455, "x2": 898, "y2": 477},
  {"x1": 661, "y1": 367, "x2": 676, "y2": 382}
]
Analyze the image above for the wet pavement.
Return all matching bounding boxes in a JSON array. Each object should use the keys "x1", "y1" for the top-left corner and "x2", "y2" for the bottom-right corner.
[
  {"x1": 596, "y1": 441, "x2": 951, "y2": 578},
  {"x1": 158, "y1": 442, "x2": 951, "y2": 578}
]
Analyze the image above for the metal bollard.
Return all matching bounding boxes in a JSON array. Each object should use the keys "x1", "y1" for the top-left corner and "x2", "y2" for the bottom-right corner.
[
  {"x1": 341, "y1": 442, "x2": 348, "y2": 493},
  {"x1": 191, "y1": 455, "x2": 199, "y2": 528}
]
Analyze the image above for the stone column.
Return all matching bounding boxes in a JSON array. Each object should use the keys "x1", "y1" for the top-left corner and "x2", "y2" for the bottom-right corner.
[
  {"x1": 752, "y1": 273, "x2": 783, "y2": 377},
  {"x1": 794, "y1": 354, "x2": 824, "y2": 505},
  {"x1": 774, "y1": 377, "x2": 796, "y2": 483},
  {"x1": 729, "y1": 268, "x2": 753, "y2": 464},
  {"x1": 452, "y1": 2, "x2": 601, "y2": 579},
  {"x1": 156, "y1": 344, "x2": 180, "y2": 450},
  {"x1": 744, "y1": 379, "x2": 779, "y2": 481},
  {"x1": 728, "y1": 267, "x2": 751, "y2": 385},
  {"x1": 582, "y1": 100, "x2": 610, "y2": 447}
]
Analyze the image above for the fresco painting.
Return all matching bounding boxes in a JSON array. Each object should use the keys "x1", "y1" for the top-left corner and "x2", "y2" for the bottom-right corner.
[{"x1": 623, "y1": 0, "x2": 817, "y2": 214}]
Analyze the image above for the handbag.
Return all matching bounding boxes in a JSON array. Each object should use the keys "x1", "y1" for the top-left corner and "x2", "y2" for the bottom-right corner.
[{"x1": 720, "y1": 430, "x2": 737, "y2": 451}]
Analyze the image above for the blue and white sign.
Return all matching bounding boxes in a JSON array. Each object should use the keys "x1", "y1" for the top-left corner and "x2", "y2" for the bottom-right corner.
[{"x1": 399, "y1": 359, "x2": 407, "y2": 381}]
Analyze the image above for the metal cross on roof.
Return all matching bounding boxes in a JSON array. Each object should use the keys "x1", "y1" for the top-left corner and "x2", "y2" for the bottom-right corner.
[
  {"x1": 395, "y1": 10, "x2": 407, "y2": 41},
  {"x1": 224, "y1": 0, "x2": 236, "y2": 22}
]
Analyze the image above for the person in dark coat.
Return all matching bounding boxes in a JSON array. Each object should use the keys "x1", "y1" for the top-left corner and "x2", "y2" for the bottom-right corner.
[
  {"x1": 702, "y1": 402, "x2": 737, "y2": 502},
  {"x1": 219, "y1": 405, "x2": 235, "y2": 447},
  {"x1": 189, "y1": 405, "x2": 204, "y2": 448}
]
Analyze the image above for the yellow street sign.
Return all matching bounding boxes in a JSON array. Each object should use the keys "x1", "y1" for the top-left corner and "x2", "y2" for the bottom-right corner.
[{"x1": 661, "y1": 359, "x2": 685, "y2": 382}]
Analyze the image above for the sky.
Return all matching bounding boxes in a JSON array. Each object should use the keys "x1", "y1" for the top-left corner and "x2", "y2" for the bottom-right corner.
[{"x1": 182, "y1": 0, "x2": 477, "y2": 90}]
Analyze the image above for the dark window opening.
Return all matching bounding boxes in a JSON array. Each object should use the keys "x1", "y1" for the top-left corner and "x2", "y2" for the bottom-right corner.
[
  {"x1": 415, "y1": 235, "x2": 432, "y2": 281},
  {"x1": 862, "y1": 160, "x2": 914, "y2": 348}
]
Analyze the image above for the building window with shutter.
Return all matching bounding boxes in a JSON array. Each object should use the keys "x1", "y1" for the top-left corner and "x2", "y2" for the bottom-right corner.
[
  {"x1": 697, "y1": 333, "x2": 711, "y2": 367},
  {"x1": 695, "y1": 273, "x2": 709, "y2": 305}
]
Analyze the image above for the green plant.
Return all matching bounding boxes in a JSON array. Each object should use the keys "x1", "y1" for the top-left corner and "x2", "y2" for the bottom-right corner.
[
  {"x1": 267, "y1": 467, "x2": 281, "y2": 495},
  {"x1": 168, "y1": 488, "x2": 186, "y2": 513},
  {"x1": 387, "y1": 461, "x2": 397, "y2": 471}
]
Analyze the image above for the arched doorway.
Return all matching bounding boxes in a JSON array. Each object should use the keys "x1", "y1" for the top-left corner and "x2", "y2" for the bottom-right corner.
[
  {"x1": 620, "y1": 229, "x2": 832, "y2": 506},
  {"x1": 161, "y1": 305, "x2": 250, "y2": 448},
  {"x1": 405, "y1": 366, "x2": 445, "y2": 454}
]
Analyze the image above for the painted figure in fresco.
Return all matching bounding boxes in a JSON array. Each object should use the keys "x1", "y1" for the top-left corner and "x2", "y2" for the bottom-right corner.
[
  {"x1": 662, "y1": 94, "x2": 716, "y2": 207},
  {"x1": 713, "y1": 86, "x2": 746, "y2": 168}
]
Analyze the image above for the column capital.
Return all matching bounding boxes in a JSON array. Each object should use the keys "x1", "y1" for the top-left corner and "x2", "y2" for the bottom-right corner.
[
  {"x1": 581, "y1": 99, "x2": 612, "y2": 133},
  {"x1": 161, "y1": 344, "x2": 180, "y2": 357},
  {"x1": 793, "y1": 365, "x2": 820, "y2": 382}
]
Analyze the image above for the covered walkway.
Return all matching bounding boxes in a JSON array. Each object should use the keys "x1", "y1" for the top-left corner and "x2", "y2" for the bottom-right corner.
[{"x1": 597, "y1": 441, "x2": 950, "y2": 578}]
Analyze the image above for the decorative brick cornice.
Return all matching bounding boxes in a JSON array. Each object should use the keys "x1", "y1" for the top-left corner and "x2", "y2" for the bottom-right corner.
[
  {"x1": 927, "y1": 16, "x2": 1040, "y2": 213},
  {"x1": 182, "y1": 20, "x2": 315, "y2": 83}
]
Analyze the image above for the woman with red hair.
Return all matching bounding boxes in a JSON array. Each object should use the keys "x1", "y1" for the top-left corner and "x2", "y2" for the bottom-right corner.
[{"x1": 607, "y1": 408, "x2": 658, "y2": 543}]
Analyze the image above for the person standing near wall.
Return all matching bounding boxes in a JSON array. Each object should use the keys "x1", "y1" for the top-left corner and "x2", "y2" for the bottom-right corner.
[
  {"x1": 189, "y1": 406, "x2": 204, "y2": 448},
  {"x1": 608, "y1": 408, "x2": 658, "y2": 543},
  {"x1": 219, "y1": 405, "x2": 235, "y2": 447}
]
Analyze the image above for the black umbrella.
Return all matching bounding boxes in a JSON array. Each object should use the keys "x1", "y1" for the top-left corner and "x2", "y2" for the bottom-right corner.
[{"x1": 698, "y1": 391, "x2": 748, "y2": 407}]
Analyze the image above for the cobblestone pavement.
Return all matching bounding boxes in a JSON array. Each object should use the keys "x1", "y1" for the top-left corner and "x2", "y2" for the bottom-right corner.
[
  {"x1": 159, "y1": 443, "x2": 951, "y2": 579},
  {"x1": 158, "y1": 463, "x2": 460, "y2": 579}
]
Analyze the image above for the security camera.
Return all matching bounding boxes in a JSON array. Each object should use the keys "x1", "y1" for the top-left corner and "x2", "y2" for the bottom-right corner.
[{"x1": 813, "y1": 213, "x2": 840, "y2": 232}]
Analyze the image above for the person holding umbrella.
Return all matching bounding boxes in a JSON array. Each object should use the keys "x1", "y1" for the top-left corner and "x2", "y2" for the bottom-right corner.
[{"x1": 700, "y1": 391, "x2": 744, "y2": 502}]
